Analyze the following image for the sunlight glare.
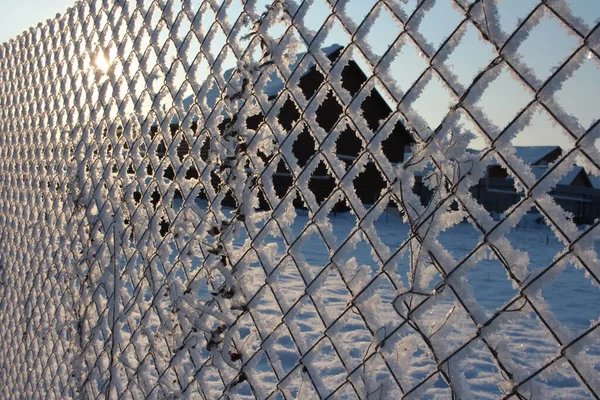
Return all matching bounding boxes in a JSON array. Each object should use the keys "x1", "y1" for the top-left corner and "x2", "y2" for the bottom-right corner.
[{"x1": 94, "y1": 53, "x2": 110, "y2": 73}]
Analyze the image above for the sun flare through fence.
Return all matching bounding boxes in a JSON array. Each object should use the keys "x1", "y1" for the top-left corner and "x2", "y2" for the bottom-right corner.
[{"x1": 1, "y1": 0, "x2": 600, "y2": 398}]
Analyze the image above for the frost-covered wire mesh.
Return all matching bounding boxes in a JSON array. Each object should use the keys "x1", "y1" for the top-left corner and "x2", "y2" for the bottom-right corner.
[{"x1": 1, "y1": 0, "x2": 600, "y2": 398}]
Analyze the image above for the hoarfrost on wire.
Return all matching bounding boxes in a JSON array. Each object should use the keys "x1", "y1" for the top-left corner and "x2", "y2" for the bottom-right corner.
[{"x1": 0, "y1": 0, "x2": 599, "y2": 398}]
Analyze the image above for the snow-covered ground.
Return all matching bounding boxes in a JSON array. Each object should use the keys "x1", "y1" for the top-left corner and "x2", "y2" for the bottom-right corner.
[{"x1": 209, "y1": 205, "x2": 600, "y2": 399}]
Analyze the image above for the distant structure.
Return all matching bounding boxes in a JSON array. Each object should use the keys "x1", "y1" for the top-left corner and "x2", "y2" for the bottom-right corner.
[
  {"x1": 474, "y1": 146, "x2": 600, "y2": 223},
  {"x1": 158, "y1": 45, "x2": 414, "y2": 210},
  {"x1": 259, "y1": 45, "x2": 414, "y2": 208},
  {"x1": 149, "y1": 53, "x2": 600, "y2": 223}
]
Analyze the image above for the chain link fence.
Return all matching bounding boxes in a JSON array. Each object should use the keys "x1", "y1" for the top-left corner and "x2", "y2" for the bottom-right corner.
[{"x1": 1, "y1": 0, "x2": 599, "y2": 398}]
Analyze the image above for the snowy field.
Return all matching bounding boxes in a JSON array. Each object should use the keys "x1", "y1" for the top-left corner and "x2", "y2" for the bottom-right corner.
[{"x1": 194, "y1": 202, "x2": 600, "y2": 399}]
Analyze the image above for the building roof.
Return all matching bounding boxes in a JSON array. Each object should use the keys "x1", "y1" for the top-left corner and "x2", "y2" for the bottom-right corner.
[
  {"x1": 472, "y1": 146, "x2": 562, "y2": 167},
  {"x1": 512, "y1": 146, "x2": 562, "y2": 165},
  {"x1": 588, "y1": 174, "x2": 600, "y2": 189},
  {"x1": 557, "y1": 166, "x2": 585, "y2": 186}
]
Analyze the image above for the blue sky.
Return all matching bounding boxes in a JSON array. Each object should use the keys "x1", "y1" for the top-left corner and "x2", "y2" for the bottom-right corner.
[
  {"x1": 295, "y1": 0, "x2": 600, "y2": 150},
  {"x1": 1, "y1": 0, "x2": 599, "y2": 152},
  {"x1": 0, "y1": 0, "x2": 75, "y2": 42}
]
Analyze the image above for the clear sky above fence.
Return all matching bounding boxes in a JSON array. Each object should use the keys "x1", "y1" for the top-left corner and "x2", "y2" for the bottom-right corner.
[
  {"x1": 1, "y1": 0, "x2": 599, "y2": 152},
  {"x1": 0, "y1": 0, "x2": 75, "y2": 43}
]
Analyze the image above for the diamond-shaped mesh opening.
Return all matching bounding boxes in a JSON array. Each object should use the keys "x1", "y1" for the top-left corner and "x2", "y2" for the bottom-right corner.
[
  {"x1": 292, "y1": 127, "x2": 316, "y2": 168},
  {"x1": 331, "y1": 230, "x2": 381, "y2": 288},
  {"x1": 309, "y1": 265, "x2": 352, "y2": 327},
  {"x1": 296, "y1": 58, "x2": 325, "y2": 101},
  {"x1": 220, "y1": 188, "x2": 238, "y2": 209},
  {"x1": 245, "y1": 350, "x2": 279, "y2": 398},
  {"x1": 188, "y1": 55, "x2": 211, "y2": 90},
  {"x1": 293, "y1": 226, "x2": 331, "y2": 281},
  {"x1": 307, "y1": 160, "x2": 337, "y2": 205},
  {"x1": 338, "y1": 57, "x2": 367, "y2": 97},
  {"x1": 355, "y1": 274, "x2": 399, "y2": 331},
  {"x1": 413, "y1": 161, "x2": 439, "y2": 208},
  {"x1": 491, "y1": 0, "x2": 539, "y2": 44},
  {"x1": 382, "y1": 324, "x2": 439, "y2": 394},
  {"x1": 303, "y1": 338, "x2": 348, "y2": 398},
  {"x1": 328, "y1": 306, "x2": 372, "y2": 369},
  {"x1": 516, "y1": 357, "x2": 595, "y2": 399},
  {"x1": 352, "y1": 161, "x2": 387, "y2": 205},
  {"x1": 256, "y1": 186, "x2": 272, "y2": 211},
  {"x1": 408, "y1": 71, "x2": 455, "y2": 132},
  {"x1": 383, "y1": 36, "x2": 429, "y2": 96},
  {"x1": 462, "y1": 248, "x2": 520, "y2": 321},
  {"x1": 384, "y1": 244, "x2": 411, "y2": 290},
  {"x1": 540, "y1": 259, "x2": 600, "y2": 338},
  {"x1": 413, "y1": 0, "x2": 463, "y2": 55},
  {"x1": 509, "y1": 105, "x2": 573, "y2": 153},
  {"x1": 348, "y1": 352, "x2": 404, "y2": 399},
  {"x1": 446, "y1": 339, "x2": 506, "y2": 399},
  {"x1": 278, "y1": 367, "x2": 320, "y2": 399},
  {"x1": 256, "y1": 225, "x2": 287, "y2": 274},
  {"x1": 396, "y1": 265, "x2": 445, "y2": 307},
  {"x1": 315, "y1": 91, "x2": 343, "y2": 133},
  {"x1": 415, "y1": 290, "x2": 479, "y2": 360},
  {"x1": 325, "y1": 202, "x2": 358, "y2": 244},
  {"x1": 359, "y1": 4, "x2": 402, "y2": 61},
  {"x1": 483, "y1": 306, "x2": 560, "y2": 383},
  {"x1": 271, "y1": 158, "x2": 294, "y2": 199},
  {"x1": 335, "y1": 126, "x2": 363, "y2": 163},
  {"x1": 163, "y1": 162, "x2": 176, "y2": 180},
  {"x1": 276, "y1": 96, "x2": 300, "y2": 132},
  {"x1": 269, "y1": 257, "x2": 306, "y2": 314},
  {"x1": 381, "y1": 120, "x2": 414, "y2": 164},
  {"x1": 369, "y1": 205, "x2": 410, "y2": 251},
  {"x1": 468, "y1": 64, "x2": 534, "y2": 139},
  {"x1": 283, "y1": 295, "x2": 326, "y2": 355},
  {"x1": 551, "y1": 57, "x2": 600, "y2": 132},
  {"x1": 437, "y1": 216, "x2": 483, "y2": 261},
  {"x1": 359, "y1": 88, "x2": 393, "y2": 132},
  {"x1": 507, "y1": 7, "x2": 580, "y2": 88},
  {"x1": 340, "y1": 0, "x2": 378, "y2": 32},
  {"x1": 298, "y1": 0, "x2": 330, "y2": 36},
  {"x1": 263, "y1": 324, "x2": 300, "y2": 376},
  {"x1": 438, "y1": 22, "x2": 496, "y2": 92}
]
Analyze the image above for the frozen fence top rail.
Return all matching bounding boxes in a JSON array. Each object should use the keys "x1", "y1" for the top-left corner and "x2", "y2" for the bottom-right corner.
[{"x1": 0, "y1": 0, "x2": 599, "y2": 398}]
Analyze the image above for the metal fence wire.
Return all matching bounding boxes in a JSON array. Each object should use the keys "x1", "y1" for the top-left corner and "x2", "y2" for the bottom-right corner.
[{"x1": 1, "y1": 0, "x2": 600, "y2": 398}]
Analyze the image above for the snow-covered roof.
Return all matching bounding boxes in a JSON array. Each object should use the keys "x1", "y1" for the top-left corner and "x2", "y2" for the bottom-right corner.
[
  {"x1": 588, "y1": 174, "x2": 600, "y2": 189},
  {"x1": 504, "y1": 162, "x2": 597, "y2": 188},
  {"x1": 512, "y1": 146, "x2": 561, "y2": 165},
  {"x1": 471, "y1": 146, "x2": 562, "y2": 167},
  {"x1": 557, "y1": 166, "x2": 585, "y2": 186}
]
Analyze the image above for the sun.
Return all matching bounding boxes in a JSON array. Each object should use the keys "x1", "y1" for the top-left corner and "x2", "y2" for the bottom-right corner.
[{"x1": 94, "y1": 53, "x2": 110, "y2": 73}]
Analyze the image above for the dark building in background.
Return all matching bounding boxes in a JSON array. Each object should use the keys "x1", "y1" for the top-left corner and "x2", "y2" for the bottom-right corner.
[
  {"x1": 149, "y1": 50, "x2": 600, "y2": 224},
  {"x1": 263, "y1": 46, "x2": 413, "y2": 209},
  {"x1": 156, "y1": 45, "x2": 414, "y2": 211},
  {"x1": 472, "y1": 146, "x2": 600, "y2": 224}
]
